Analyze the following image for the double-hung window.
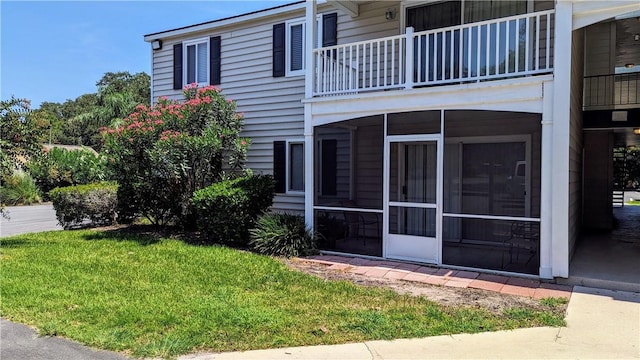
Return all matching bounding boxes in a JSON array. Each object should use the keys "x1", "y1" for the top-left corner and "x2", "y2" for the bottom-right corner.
[
  {"x1": 285, "y1": 17, "x2": 323, "y2": 76},
  {"x1": 288, "y1": 142, "x2": 304, "y2": 192},
  {"x1": 184, "y1": 38, "x2": 209, "y2": 86},
  {"x1": 274, "y1": 140, "x2": 304, "y2": 194},
  {"x1": 274, "y1": 13, "x2": 336, "y2": 78},
  {"x1": 172, "y1": 36, "x2": 221, "y2": 90}
]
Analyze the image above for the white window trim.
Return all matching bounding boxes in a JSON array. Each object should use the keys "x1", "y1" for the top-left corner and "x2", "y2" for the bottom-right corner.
[
  {"x1": 285, "y1": 15, "x2": 323, "y2": 77},
  {"x1": 286, "y1": 139, "x2": 305, "y2": 194},
  {"x1": 183, "y1": 37, "x2": 209, "y2": 87}
]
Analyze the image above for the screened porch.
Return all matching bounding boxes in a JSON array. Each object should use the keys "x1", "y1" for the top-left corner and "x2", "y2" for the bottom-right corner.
[{"x1": 313, "y1": 110, "x2": 542, "y2": 275}]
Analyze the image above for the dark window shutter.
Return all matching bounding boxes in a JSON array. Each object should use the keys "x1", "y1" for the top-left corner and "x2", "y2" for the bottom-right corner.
[
  {"x1": 273, "y1": 141, "x2": 286, "y2": 193},
  {"x1": 209, "y1": 36, "x2": 221, "y2": 85},
  {"x1": 273, "y1": 23, "x2": 285, "y2": 77},
  {"x1": 322, "y1": 13, "x2": 338, "y2": 47},
  {"x1": 321, "y1": 139, "x2": 337, "y2": 196},
  {"x1": 173, "y1": 43, "x2": 183, "y2": 90}
]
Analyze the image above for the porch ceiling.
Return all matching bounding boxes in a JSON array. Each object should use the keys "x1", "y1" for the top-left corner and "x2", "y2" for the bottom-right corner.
[
  {"x1": 614, "y1": 128, "x2": 640, "y2": 147},
  {"x1": 583, "y1": 109, "x2": 640, "y2": 146}
]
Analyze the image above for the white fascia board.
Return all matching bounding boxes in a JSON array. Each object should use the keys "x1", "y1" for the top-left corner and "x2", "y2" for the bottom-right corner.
[
  {"x1": 305, "y1": 75, "x2": 552, "y2": 126},
  {"x1": 144, "y1": 2, "x2": 306, "y2": 42}
]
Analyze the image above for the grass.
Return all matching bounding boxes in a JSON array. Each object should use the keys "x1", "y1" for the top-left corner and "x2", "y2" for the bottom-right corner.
[
  {"x1": 625, "y1": 200, "x2": 640, "y2": 206},
  {"x1": 1, "y1": 230, "x2": 566, "y2": 358}
]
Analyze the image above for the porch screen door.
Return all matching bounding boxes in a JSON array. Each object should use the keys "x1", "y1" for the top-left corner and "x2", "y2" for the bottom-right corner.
[{"x1": 386, "y1": 137, "x2": 440, "y2": 263}]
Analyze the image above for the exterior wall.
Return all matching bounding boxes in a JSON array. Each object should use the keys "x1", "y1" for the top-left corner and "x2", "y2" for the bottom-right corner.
[
  {"x1": 151, "y1": 14, "x2": 306, "y2": 213},
  {"x1": 568, "y1": 28, "x2": 585, "y2": 260},
  {"x1": 337, "y1": 1, "x2": 400, "y2": 43},
  {"x1": 582, "y1": 130, "x2": 613, "y2": 230},
  {"x1": 354, "y1": 122, "x2": 384, "y2": 209},
  {"x1": 149, "y1": 3, "x2": 403, "y2": 214},
  {"x1": 584, "y1": 21, "x2": 615, "y2": 77}
]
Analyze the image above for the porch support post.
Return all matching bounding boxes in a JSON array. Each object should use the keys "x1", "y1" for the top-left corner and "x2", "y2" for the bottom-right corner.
[
  {"x1": 550, "y1": 0, "x2": 572, "y2": 278},
  {"x1": 305, "y1": 0, "x2": 316, "y2": 99},
  {"x1": 539, "y1": 81, "x2": 554, "y2": 279},
  {"x1": 304, "y1": 104, "x2": 314, "y2": 230},
  {"x1": 405, "y1": 27, "x2": 414, "y2": 90},
  {"x1": 304, "y1": 0, "x2": 316, "y2": 229}
]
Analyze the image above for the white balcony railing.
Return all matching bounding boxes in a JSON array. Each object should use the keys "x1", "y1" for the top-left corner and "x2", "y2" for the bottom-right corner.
[{"x1": 313, "y1": 9, "x2": 555, "y2": 97}]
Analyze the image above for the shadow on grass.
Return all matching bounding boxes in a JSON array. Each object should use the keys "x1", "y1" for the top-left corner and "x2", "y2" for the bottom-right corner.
[
  {"x1": 79, "y1": 225, "x2": 163, "y2": 246},
  {"x1": 78, "y1": 224, "x2": 233, "y2": 248},
  {"x1": 0, "y1": 233, "x2": 59, "y2": 248}
]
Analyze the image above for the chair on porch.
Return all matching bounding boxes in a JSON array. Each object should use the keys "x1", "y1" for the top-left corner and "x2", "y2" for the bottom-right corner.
[
  {"x1": 341, "y1": 201, "x2": 381, "y2": 246},
  {"x1": 501, "y1": 222, "x2": 539, "y2": 269}
]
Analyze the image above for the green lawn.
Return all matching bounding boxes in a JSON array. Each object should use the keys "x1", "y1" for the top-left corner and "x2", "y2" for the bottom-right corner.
[
  {"x1": 1, "y1": 230, "x2": 565, "y2": 358},
  {"x1": 626, "y1": 200, "x2": 640, "y2": 206}
]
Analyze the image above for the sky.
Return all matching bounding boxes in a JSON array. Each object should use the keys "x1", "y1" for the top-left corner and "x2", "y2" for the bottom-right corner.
[{"x1": 1, "y1": 0, "x2": 291, "y2": 108}]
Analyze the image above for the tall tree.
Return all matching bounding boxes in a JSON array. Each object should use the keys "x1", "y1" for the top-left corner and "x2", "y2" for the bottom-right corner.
[{"x1": 0, "y1": 97, "x2": 46, "y2": 179}]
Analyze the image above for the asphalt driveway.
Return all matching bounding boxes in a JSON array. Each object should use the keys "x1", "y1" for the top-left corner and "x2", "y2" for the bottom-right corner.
[
  {"x1": 0, "y1": 319, "x2": 129, "y2": 360},
  {"x1": 0, "y1": 204, "x2": 62, "y2": 237}
]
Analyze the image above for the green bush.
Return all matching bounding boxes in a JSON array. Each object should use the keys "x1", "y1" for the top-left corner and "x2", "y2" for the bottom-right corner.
[
  {"x1": 103, "y1": 85, "x2": 250, "y2": 227},
  {"x1": 0, "y1": 170, "x2": 42, "y2": 206},
  {"x1": 28, "y1": 147, "x2": 108, "y2": 198},
  {"x1": 49, "y1": 182, "x2": 117, "y2": 229},
  {"x1": 192, "y1": 175, "x2": 274, "y2": 245},
  {"x1": 250, "y1": 213, "x2": 318, "y2": 258}
]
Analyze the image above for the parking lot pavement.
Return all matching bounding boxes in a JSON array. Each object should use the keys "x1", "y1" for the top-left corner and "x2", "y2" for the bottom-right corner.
[{"x1": 0, "y1": 204, "x2": 62, "y2": 237}]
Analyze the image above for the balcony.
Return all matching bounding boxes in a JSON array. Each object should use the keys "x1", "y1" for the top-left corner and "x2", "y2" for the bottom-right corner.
[
  {"x1": 312, "y1": 10, "x2": 555, "y2": 97},
  {"x1": 583, "y1": 72, "x2": 640, "y2": 111}
]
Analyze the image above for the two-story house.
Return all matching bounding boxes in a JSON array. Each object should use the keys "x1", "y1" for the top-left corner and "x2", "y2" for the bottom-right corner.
[{"x1": 144, "y1": 0, "x2": 640, "y2": 285}]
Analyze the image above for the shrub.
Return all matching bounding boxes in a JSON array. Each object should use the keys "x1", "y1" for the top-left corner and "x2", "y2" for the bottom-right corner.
[
  {"x1": 192, "y1": 175, "x2": 274, "y2": 245},
  {"x1": 103, "y1": 84, "x2": 249, "y2": 227},
  {"x1": 0, "y1": 170, "x2": 42, "y2": 206},
  {"x1": 250, "y1": 213, "x2": 318, "y2": 258},
  {"x1": 49, "y1": 182, "x2": 117, "y2": 229},
  {"x1": 28, "y1": 147, "x2": 108, "y2": 197}
]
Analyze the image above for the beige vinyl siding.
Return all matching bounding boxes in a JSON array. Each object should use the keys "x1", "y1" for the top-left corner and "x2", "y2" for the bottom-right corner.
[
  {"x1": 337, "y1": 1, "x2": 401, "y2": 44},
  {"x1": 568, "y1": 28, "x2": 585, "y2": 260},
  {"x1": 150, "y1": 10, "x2": 312, "y2": 213},
  {"x1": 149, "y1": 4, "x2": 403, "y2": 214},
  {"x1": 584, "y1": 22, "x2": 615, "y2": 77},
  {"x1": 354, "y1": 122, "x2": 384, "y2": 210}
]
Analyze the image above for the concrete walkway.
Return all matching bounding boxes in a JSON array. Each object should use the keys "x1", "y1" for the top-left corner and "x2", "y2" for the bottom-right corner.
[
  {"x1": 0, "y1": 204, "x2": 62, "y2": 237},
  {"x1": 181, "y1": 286, "x2": 639, "y2": 360}
]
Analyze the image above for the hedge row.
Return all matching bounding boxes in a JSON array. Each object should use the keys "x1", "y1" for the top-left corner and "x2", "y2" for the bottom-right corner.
[{"x1": 50, "y1": 182, "x2": 118, "y2": 229}]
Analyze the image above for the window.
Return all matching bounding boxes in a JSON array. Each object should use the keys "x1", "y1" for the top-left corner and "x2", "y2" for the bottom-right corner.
[
  {"x1": 274, "y1": 13, "x2": 336, "y2": 78},
  {"x1": 173, "y1": 37, "x2": 221, "y2": 90},
  {"x1": 184, "y1": 38, "x2": 209, "y2": 86},
  {"x1": 285, "y1": 18, "x2": 323, "y2": 77},
  {"x1": 289, "y1": 142, "x2": 304, "y2": 191},
  {"x1": 273, "y1": 140, "x2": 305, "y2": 193}
]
